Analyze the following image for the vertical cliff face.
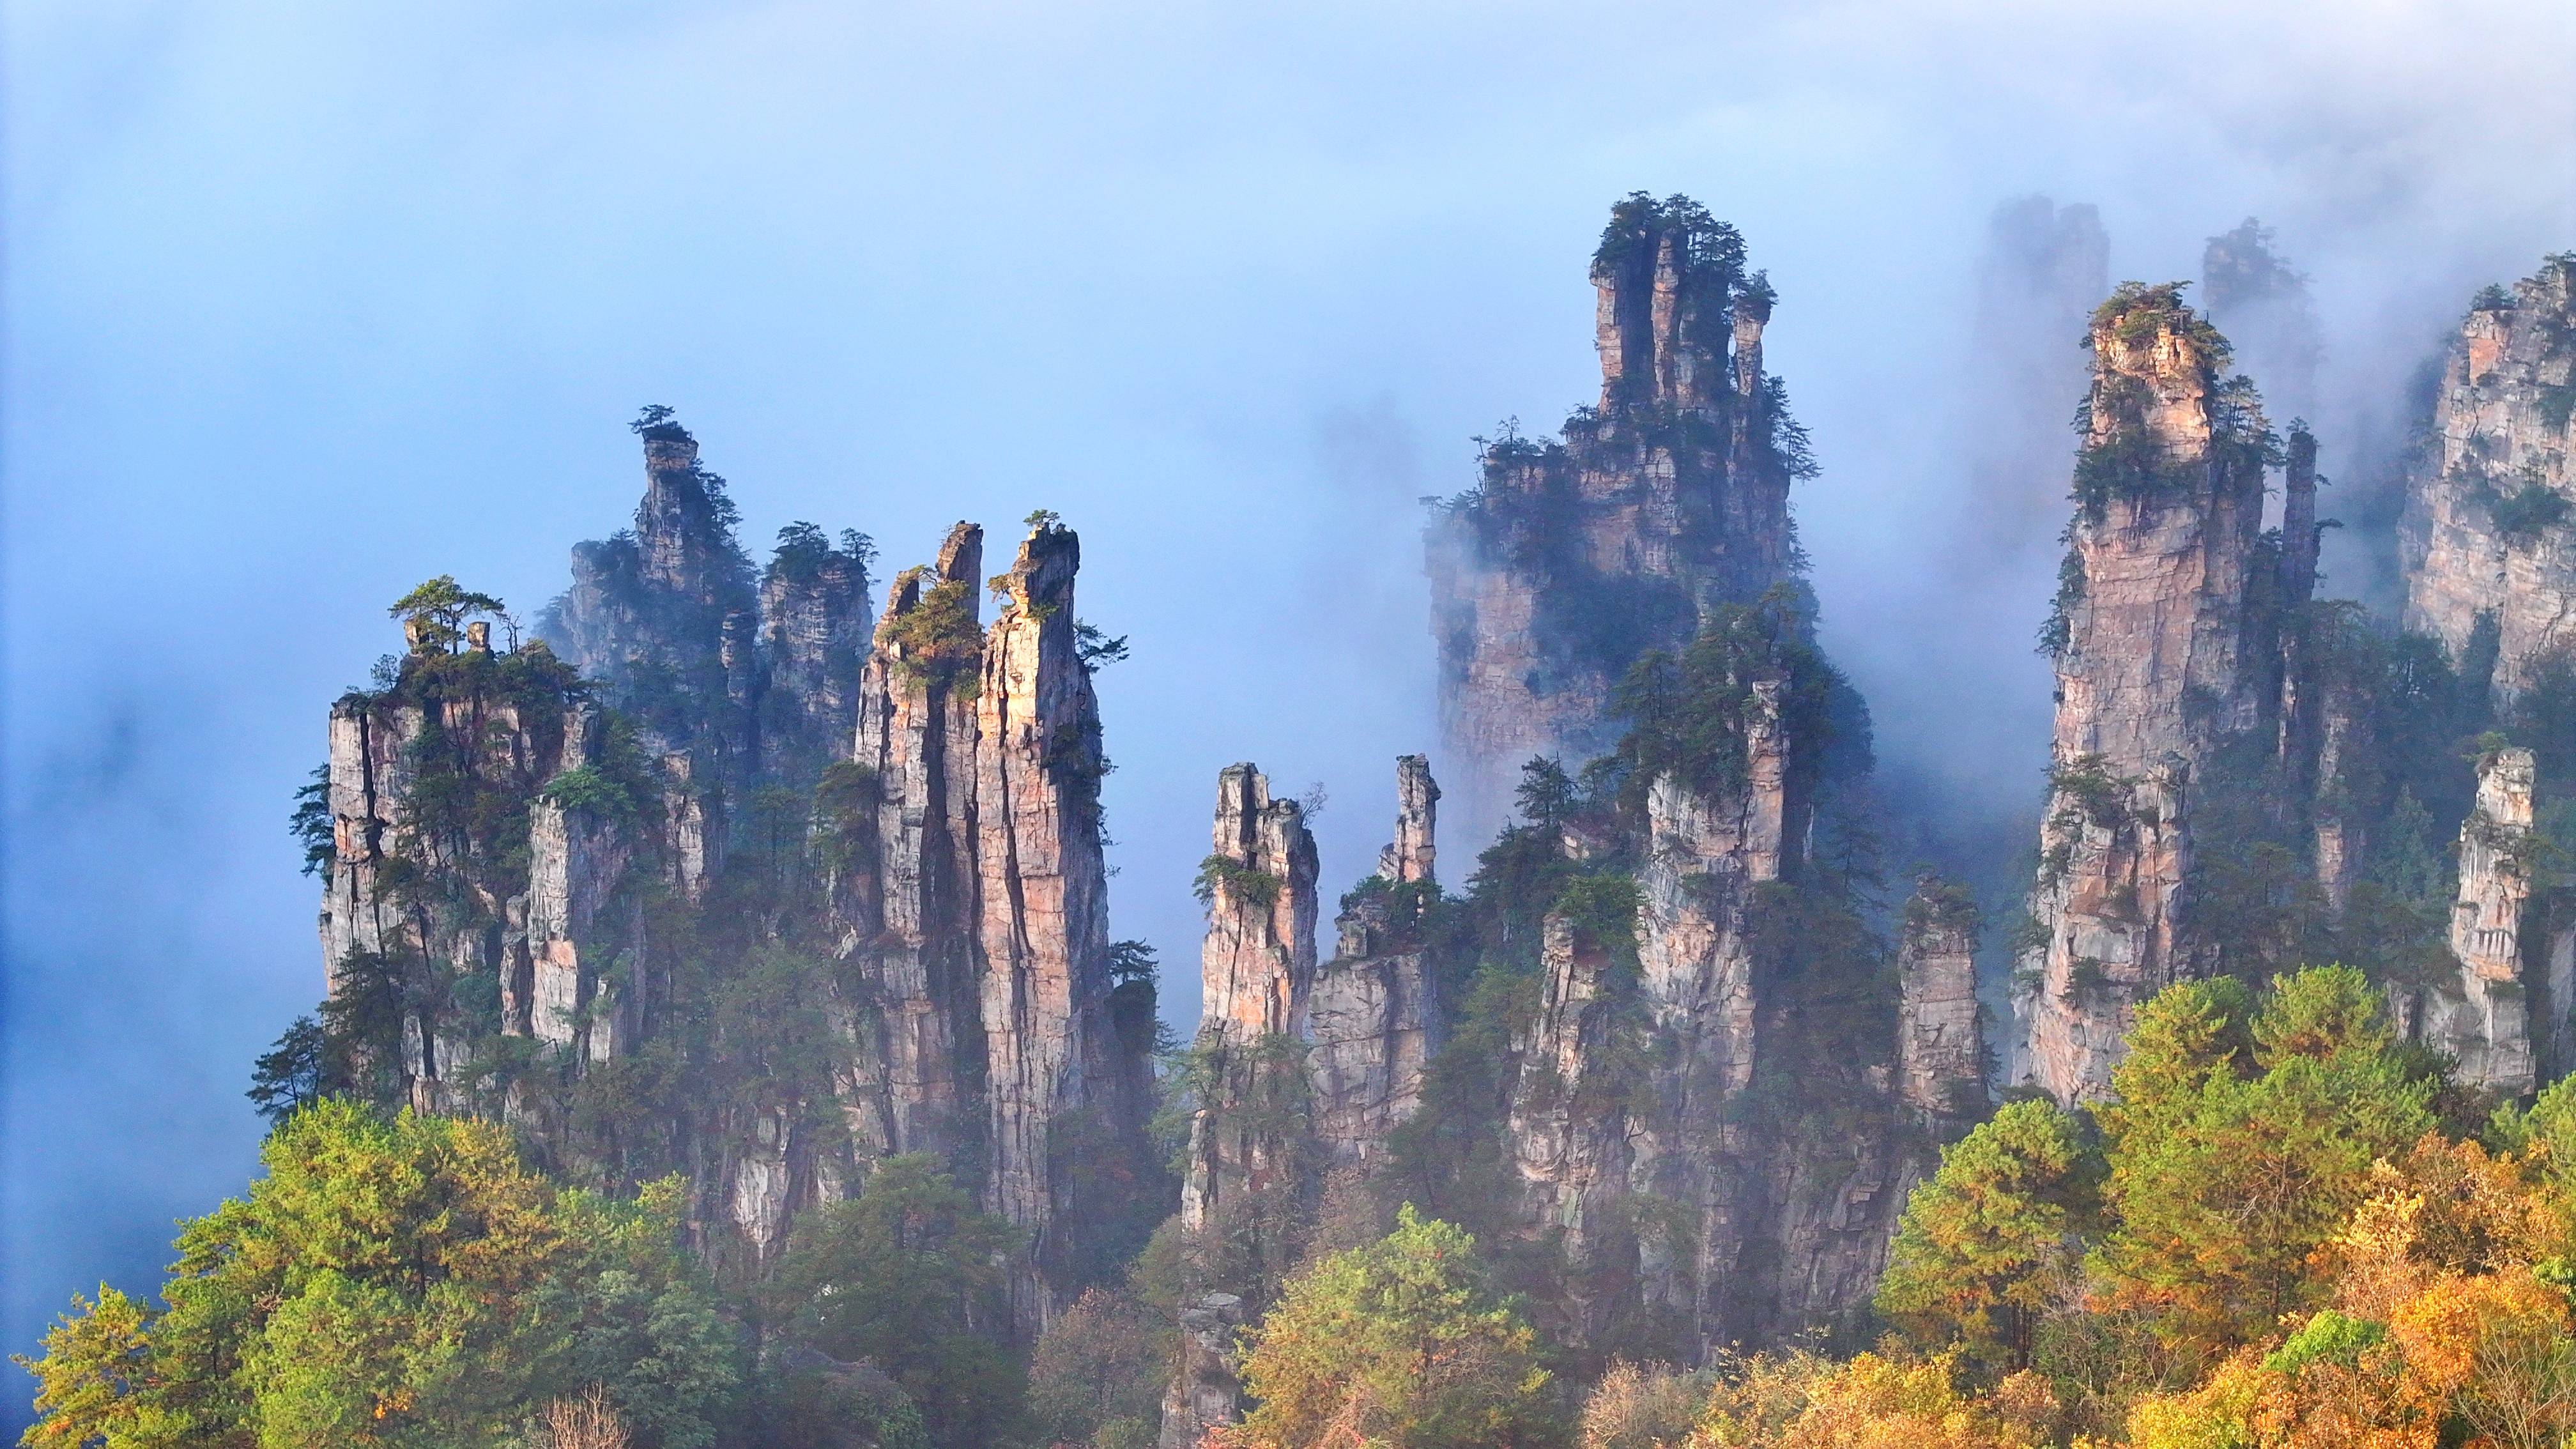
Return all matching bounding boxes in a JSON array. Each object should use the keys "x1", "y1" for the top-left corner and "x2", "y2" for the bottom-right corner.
[
  {"x1": 976, "y1": 519, "x2": 1126, "y2": 1326},
  {"x1": 1505, "y1": 912, "x2": 1633, "y2": 1332},
  {"x1": 1430, "y1": 194, "x2": 1814, "y2": 842},
  {"x1": 2402, "y1": 257, "x2": 2576, "y2": 698},
  {"x1": 2430, "y1": 747, "x2": 2539, "y2": 1094},
  {"x1": 545, "y1": 415, "x2": 762, "y2": 767},
  {"x1": 758, "y1": 524, "x2": 875, "y2": 779},
  {"x1": 1309, "y1": 757, "x2": 1445, "y2": 1165},
  {"x1": 1896, "y1": 879, "x2": 1984, "y2": 1124},
  {"x1": 2018, "y1": 284, "x2": 2274, "y2": 1103},
  {"x1": 841, "y1": 523, "x2": 987, "y2": 1169}
]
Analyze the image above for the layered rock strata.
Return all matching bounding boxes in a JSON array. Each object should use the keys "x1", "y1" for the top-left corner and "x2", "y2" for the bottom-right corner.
[
  {"x1": 2428, "y1": 747, "x2": 2539, "y2": 1094},
  {"x1": 2402, "y1": 256, "x2": 2576, "y2": 698},
  {"x1": 1896, "y1": 879, "x2": 1984, "y2": 1124},
  {"x1": 1430, "y1": 194, "x2": 1813, "y2": 843},
  {"x1": 325, "y1": 417, "x2": 1151, "y2": 1312},
  {"x1": 2016, "y1": 286, "x2": 2273, "y2": 1103},
  {"x1": 974, "y1": 521, "x2": 1126, "y2": 1323},
  {"x1": 1308, "y1": 757, "x2": 1445, "y2": 1164}
]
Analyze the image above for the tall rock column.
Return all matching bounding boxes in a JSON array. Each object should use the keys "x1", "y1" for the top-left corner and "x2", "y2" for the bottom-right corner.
[
  {"x1": 976, "y1": 518, "x2": 1119, "y2": 1329},
  {"x1": 1896, "y1": 878, "x2": 1984, "y2": 1124},
  {"x1": 1505, "y1": 912, "x2": 1632, "y2": 1337},
  {"x1": 1162, "y1": 765, "x2": 1319, "y2": 1449},
  {"x1": 1430, "y1": 194, "x2": 1807, "y2": 843},
  {"x1": 2402, "y1": 256, "x2": 2576, "y2": 698},
  {"x1": 840, "y1": 523, "x2": 987, "y2": 1166},
  {"x1": 2017, "y1": 284, "x2": 2271, "y2": 1104},
  {"x1": 1625, "y1": 681, "x2": 1790, "y2": 1344},
  {"x1": 1310, "y1": 756, "x2": 1445, "y2": 1165},
  {"x1": 2430, "y1": 747, "x2": 2538, "y2": 1094}
]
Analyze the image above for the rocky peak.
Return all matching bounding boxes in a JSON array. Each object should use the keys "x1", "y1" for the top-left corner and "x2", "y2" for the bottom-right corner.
[
  {"x1": 1374, "y1": 753, "x2": 1439, "y2": 885},
  {"x1": 1199, "y1": 765, "x2": 1321, "y2": 1042},
  {"x1": 1591, "y1": 192, "x2": 1751, "y2": 417},
  {"x1": 1310, "y1": 757, "x2": 1445, "y2": 1165},
  {"x1": 632, "y1": 413, "x2": 754, "y2": 609},
  {"x1": 975, "y1": 516, "x2": 1123, "y2": 1328},
  {"x1": 2281, "y1": 425, "x2": 2322, "y2": 610},
  {"x1": 1431, "y1": 194, "x2": 1814, "y2": 842},
  {"x1": 2019, "y1": 284, "x2": 2274, "y2": 1104},
  {"x1": 2402, "y1": 255, "x2": 2576, "y2": 697},
  {"x1": 2430, "y1": 746, "x2": 2539, "y2": 1094},
  {"x1": 2201, "y1": 218, "x2": 2321, "y2": 423},
  {"x1": 758, "y1": 523, "x2": 873, "y2": 778}
]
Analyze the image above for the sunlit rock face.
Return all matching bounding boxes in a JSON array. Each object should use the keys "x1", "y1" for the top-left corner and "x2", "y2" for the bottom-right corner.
[
  {"x1": 1429, "y1": 194, "x2": 1811, "y2": 845},
  {"x1": 1308, "y1": 756, "x2": 1443, "y2": 1167},
  {"x1": 2403, "y1": 257, "x2": 2576, "y2": 700},
  {"x1": 2015, "y1": 286, "x2": 2273, "y2": 1105},
  {"x1": 972, "y1": 519, "x2": 1128, "y2": 1331},
  {"x1": 323, "y1": 417, "x2": 1153, "y2": 1307},
  {"x1": 2428, "y1": 747, "x2": 2540, "y2": 1095}
]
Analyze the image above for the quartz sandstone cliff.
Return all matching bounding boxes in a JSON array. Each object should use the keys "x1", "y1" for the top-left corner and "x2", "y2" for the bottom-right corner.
[
  {"x1": 2431, "y1": 747, "x2": 2540, "y2": 1094},
  {"x1": 325, "y1": 419, "x2": 1150, "y2": 1314},
  {"x1": 1308, "y1": 756, "x2": 1444, "y2": 1164},
  {"x1": 1430, "y1": 194, "x2": 1811, "y2": 842},
  {"x1": 2016, "y1": 286, "x2": 2273, "y2": 1103},
  {"x1": 2403, "y1": 257, "x2": 2576, "y2": 699}
]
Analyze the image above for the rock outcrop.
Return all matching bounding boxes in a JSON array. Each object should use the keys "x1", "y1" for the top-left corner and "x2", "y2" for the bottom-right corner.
[
  {"x1": 1430, "y1": 194, "x2": 1813, "y2": 843},
  {"x1": 1309, "y1": 758, "x2": 1445, "y2": 1165},
  {"x1": 839, "y1": 524, "x2": 988, "y2": 1169},
  {"x1": 1156, "y1": 1292, "x2": 1247, "y2": 1449},
  {"x1": 2016, "y1": 284, "x2": 2274, "y2": 1103},
  {"x1": 2428, "y1": 747, "x2": 2540, "y2": 1094},
  {"x1": 1178, "y1": 763, "x2": 1321, "y2": 1246},
  {"x1": 324, "y1": 416, "x2": 1154, "y2": 1315},
  {"x1": 973, "y1": 520, "x2": 1128, "y2": 1326},
  {"x1": 1896, "y1": 878, "x2": 1984, "y2": 1124},
  {"x1": 2402, "y1": 256, "x2": 2576, "y2": 698}
]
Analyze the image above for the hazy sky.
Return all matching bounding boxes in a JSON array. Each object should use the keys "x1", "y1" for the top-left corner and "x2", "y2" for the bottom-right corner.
[{"x1": 6, "y1": 0, "x2": 2572, "y2": 1404}]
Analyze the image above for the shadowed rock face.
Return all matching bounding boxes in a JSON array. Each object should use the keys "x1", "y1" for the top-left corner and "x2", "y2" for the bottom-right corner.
[
  {"x1": 1429, "y1": 194, "x2": 1809, "y2": 847},
  {"x1": 2015, "y1": 286, "x2": 2273, "y2": 1105},
  {"x1": 1310, "y1": 757, "x2": 1445, "y2": 1167},
  {"x1": 2403, "y1": 258, "x2": 2576, "y2": 699},
  {"x1": 1897, "y1": 880, "x2": 1984, "y2": 1124}
]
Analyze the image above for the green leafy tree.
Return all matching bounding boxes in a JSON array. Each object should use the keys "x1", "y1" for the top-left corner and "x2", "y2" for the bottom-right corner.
[
  {"x1": 767, "y1": 1155, "x2": 1029, "y2": 1449},
  {"x1": 1228, "y1": 1204, "x2": 1558, "y2": 1449},
  {"x1": 2092, "y1": 966, "x2": 2435, "y2": 1357},
  {"x1": 14, "y1": 1100, "x2": 737, "y2": 1448},
  {"x1": 387, "y1": 575, "x2": 509, "y2": 654},
  {"x1": 246, "y1": 1015, "x2": 331, "y2": 1124},
  {"x1": 1878, "y1": 1100, "x2": 2101, "y2": 1370}
]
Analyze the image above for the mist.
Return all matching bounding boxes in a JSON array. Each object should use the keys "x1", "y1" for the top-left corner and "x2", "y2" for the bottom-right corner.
[{"x1": 6, "y1": 0, "x2": 2572, "y2": 1417}]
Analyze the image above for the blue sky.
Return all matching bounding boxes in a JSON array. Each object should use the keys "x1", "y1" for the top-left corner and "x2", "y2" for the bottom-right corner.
[{"x1": 5, "y1": 0, "x2": 2571, "y2": 1404}]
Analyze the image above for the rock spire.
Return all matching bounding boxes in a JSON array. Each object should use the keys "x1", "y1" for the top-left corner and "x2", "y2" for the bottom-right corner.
[
  {"x1": 2015, "y1": 283, "x2": 2273, "y2": 1103},
  {"x1": 1429, "y1": 193, "x2": 1814, "y2": 843}
]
